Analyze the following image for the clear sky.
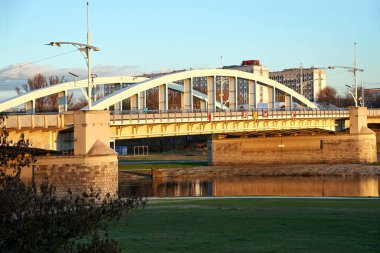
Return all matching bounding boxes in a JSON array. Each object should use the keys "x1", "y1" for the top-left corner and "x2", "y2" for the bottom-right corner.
[{"x1": 0, "y1": 0, "x2": 379, "y2": 100}]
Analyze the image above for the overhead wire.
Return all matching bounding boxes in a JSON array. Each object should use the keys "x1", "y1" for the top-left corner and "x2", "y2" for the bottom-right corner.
[{"x1": 0, "y1": 49, "x2": 79, "y2": 87}]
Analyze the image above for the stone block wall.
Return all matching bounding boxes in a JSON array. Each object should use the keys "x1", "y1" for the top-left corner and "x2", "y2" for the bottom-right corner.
[
  {"x1": 33, "y1": 154, "x2": 118, "y2": 198},
  {"x1": 208, "y1": 134, "x2": 377, "y2": 165}
]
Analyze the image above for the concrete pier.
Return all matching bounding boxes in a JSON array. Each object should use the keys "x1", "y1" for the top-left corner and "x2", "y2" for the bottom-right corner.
[
  {"x1": 208, "y1": 107, "x2": 377, "y2": 165},
  {"x1": 34, "y1": 111, "x2": 118, "y2": 197}
]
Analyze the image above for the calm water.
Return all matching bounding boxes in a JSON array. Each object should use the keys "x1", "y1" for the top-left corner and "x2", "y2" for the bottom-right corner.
[{"x1": 119, "y1": 173, "x2": 380, "y2": 198}]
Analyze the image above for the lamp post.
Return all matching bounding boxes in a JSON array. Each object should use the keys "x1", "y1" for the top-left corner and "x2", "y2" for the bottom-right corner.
[
  {"x1": 47, "y1": 1, "x2": 100, "y2": 109},
  {"x1": 328, "y1": 43, "x2": 364, "y2": 107}
]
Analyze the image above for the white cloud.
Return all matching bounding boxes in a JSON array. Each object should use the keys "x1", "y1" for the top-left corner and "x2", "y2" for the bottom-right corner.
[
  {"x1": 92, "y1": 64, "x2": 142, "y2": 77},
  {"x1": 0, "y1": 89, "x2": 18, "y2": 101},
  {"x1": 0, "y1": 63, "x2": 143, "y2": 80},
  {"x1": 0, "y1": 63, "x2": 189, "y2": 101},
  {"x1": 0, "y1": 63, "x2": 144, "y2": 100}
]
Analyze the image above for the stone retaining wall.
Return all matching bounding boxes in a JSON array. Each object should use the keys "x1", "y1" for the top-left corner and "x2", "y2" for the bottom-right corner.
[
  {"x1": 208, "y1": 134, "x2": 377, "y2": 165},
  {"x1": 33, "y1": 154, "x2": 118, "y2": 198}
]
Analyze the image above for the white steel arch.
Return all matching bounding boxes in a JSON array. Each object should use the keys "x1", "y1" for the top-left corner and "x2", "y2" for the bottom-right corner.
[
  {"x1": 89, "y1": 69, "x2": 318, "y2": 110},
  {"x1": 0, "y1": 75, "x2": 228, "y2": 112},
  {"x1": 0, "y1": 76, "x2": 148, "y2": 112}
]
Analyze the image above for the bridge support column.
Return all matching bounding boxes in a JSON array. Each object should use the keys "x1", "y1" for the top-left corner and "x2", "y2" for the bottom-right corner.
[
  {"x1": 113, "y1": 83, "x2": 122, "y2": 112},
  {"x1": 130, "y1": 94, "x2": 139, "y2": 111},
  {"x1": 25, "y1": 100, "x2": 35, "y2": 114},
  {"x1": 73, "y1": 110, "x2": 111, "y2": 155},
  {"x1": 207, "y1": 76, "x2": 216, "y2": 112},
  {"x1": 267, "y1": 86, "x2": 275, "y2": 110},
  {"x1": 228, "y1": 77, "x2": 237, "y2": 111},
  {"x1": 285, "y1": 94, "x2": 293, "y2": 109},
  {"x1": 199, "y1": 100, "x2": 207, "y2": 111},
  {"x1": 159, "y1": 84, "x2": 168, "y2": 112},
  {"x1": 181, "y1": 78, "x2": 193, "y2": 112},
  {"x1": 248, "y1": 80, "x2": 257, "y2": 110},
  {"x1": 139, "y1": 91, "x2": 146, "y2": 110},
  {"x1": 34, "y1": 110, "x2": 118, "y2": 199},
  {"x1": 58, "y1": 91, "x2": 67, "y2": 112},
  {"x1": 349, "y1": 106, "x2": 373, "y2": 135},
  {"x1": 114, "y1": 101, "x2": 122, "y2": 112}
]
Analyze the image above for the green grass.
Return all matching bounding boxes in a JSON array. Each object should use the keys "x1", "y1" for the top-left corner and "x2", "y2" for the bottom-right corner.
[
  {"x1": 110, "y1": 198, "x2": 380, "y2": 253},
  {"x1": 118, "y1": 162, "x2": 207, "y2": 171}
]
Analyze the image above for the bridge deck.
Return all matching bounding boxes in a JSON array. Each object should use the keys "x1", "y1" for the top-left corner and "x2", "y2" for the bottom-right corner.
[
  {"x1": 110, "y1": 109, "x2": 349, "y2": 125},
  {"x1": 2, "y1": 109, "x2": 380, "y2": 150},
  {"x1": 0, "y1": 109, "x2": 353, "y2": 130}
]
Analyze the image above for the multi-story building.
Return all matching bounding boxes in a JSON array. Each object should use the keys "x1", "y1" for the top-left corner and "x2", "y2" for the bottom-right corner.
[
  {"x1": 223, "y1": 60, "x2": 270, "y2": 105},
  {"x1": 224, "y1": 60, "x2": 326, "y2": 102},
  {"x1": 364, "y1": 88, "x2": 380, "y2": 97},
  {"x1": 269, "y1": 67, "x2": 326, "y2": 102},
  {"x1": 223, "y1": 60, "x2": 269, "y2": 78}
]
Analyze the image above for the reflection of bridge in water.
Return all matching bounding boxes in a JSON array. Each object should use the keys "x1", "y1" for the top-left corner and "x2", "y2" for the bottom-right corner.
[{"x1": 145, "y1": 176, "x2": 380, "y2": 197}]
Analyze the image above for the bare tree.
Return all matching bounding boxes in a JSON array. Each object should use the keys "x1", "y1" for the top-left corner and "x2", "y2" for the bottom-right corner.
[
  {"x1": 16, "y1": 74, "x2": 66, "y2": 112},
  {"x1": 317, "y1": 86, "x2": 338, "y2": 106},
  {"x1": 25, "y1": 74, "x2": 48, "y2": 112},
  {"x1": 69, "y1": 96, "x2": 88, "y2": 111},
  {"x1": 66, "y1": 92, "x2": 75, "y2": 110},
  {"x1": 47, "y1": 76, "x2": 65, "y2": 111}
]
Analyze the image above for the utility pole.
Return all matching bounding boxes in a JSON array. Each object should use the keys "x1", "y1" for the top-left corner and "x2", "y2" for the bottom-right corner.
[
  {"x1": 361, "y1": 79, "x2": 364, "y2": 107},
  {"x1": 47, "y1": 1, "x2": 100, "y2": 110},
  {"x1": 353, "y1": 42, "x2": 357, "y2": 107},
  {"x1": 86, "y1": 1, "x2": 92, "y2": 109},
  {"x1": 328, "y1": 43, "x2": 364, "y2": 107},
  {"x1": 300, "y1": 63, "x2": 303, "y2": 96}
]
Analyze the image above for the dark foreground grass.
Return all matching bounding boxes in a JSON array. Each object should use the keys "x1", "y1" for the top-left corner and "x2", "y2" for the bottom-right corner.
[{"x1": 109, "y1": 198, "x2": 380, "y2": 253}]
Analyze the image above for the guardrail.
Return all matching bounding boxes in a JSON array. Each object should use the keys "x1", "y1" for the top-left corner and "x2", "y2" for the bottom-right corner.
[
  {"x1": 0, "y1": 109, "x2": 353, "y2": 129},
  {"x1": 1, "y1": 113, "x2": 69, "y2": 129},
  {"x1": 110, "y1": 109, "x2": 349, "y2": 125},
  {"x1": 367, "y1": 109, "x2": 380, "y2": 117}
]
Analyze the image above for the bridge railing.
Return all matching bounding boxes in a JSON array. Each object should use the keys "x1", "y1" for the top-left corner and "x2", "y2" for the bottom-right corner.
[
  {"x1": 110, "y1": 109, "x2": 349, "y2": 125},
  {"x1": 1, "y1": 113, "x2": 67, "y2": 129},
  {"x1": 1, "y1": 109, "x2": 350, "y2": 129},
  {"x1": 367, "y1": 109, "x2": 380, "y2": 117}
]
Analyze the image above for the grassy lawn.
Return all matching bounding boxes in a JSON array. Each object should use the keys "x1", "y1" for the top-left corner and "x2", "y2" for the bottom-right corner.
[
  {"x1": 110, "y1": 198, "x2": 380, "y2": 253},
  {"x1": 118, "y1": 162, "x2": 207, "y2": 171}
]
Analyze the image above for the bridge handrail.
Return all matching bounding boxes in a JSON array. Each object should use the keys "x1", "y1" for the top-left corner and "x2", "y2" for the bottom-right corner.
[
  {"x1": 367, "y1": 109, "x2": 380, "y2": 117},
  {"x1": 1, "y1": 108, "x2": 350, "y2": 129},
  {"x1": 109, "y1": 109, "x2": 349, "y2": 125}
]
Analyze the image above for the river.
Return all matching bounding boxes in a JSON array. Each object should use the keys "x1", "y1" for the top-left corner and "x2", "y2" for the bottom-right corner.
[{"x1": 119, "y1": 172, "x2": 380, "y2": 198}]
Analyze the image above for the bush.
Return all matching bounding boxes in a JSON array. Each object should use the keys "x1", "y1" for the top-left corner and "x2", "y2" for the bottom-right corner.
[{"x1": 0, "y1": 114, "x2": 145, "y2": 252}]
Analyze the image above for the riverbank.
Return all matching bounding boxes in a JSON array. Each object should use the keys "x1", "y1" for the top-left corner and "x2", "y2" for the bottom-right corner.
[
  {"x1": 110, "y1": 198, "x2": 380, "y2": 252},
  {"x1": 118, "y1": 150, "x2": 206, "y2": 161},
  {"x1": 152, "y1": 163, "x2": 380, "y2": 177}
]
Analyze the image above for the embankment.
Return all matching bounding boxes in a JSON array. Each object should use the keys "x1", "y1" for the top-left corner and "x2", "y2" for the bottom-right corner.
[{"x1": 152, "y1": 164, "x2": 380, "y2": 178}]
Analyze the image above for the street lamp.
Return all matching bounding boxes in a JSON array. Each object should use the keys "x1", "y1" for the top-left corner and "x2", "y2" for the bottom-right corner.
[
  {"x1": 328, "y1": 43, "x2": 364, "y2": 107},
  {"x1": 47, "y1": 1, "x2": 100, "y2": 109},
  {"x1": 345, "y1": 84, "x2": 357, "y2": 105}
]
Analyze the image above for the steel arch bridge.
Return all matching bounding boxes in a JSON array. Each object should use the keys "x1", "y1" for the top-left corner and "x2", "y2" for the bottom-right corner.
[
  {"x1": 0, "y1": 68, "x2": 317, "y2": 113},
  {"x1": 88, "y1": 69, "x2": 317, "y2": 111}
]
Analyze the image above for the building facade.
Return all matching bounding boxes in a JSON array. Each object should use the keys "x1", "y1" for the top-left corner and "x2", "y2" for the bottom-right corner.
[
  {"x1": 269, "y1": 67, "x2": 326, "y2": 102},
  {"x1": 224, "y1": 60, "x2": 326, "y2": 102}
]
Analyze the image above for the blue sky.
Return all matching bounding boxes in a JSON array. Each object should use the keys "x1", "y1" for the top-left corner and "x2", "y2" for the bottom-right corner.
[{"x1": 0, "y1": 0, "x2": 379, "y2": 100}]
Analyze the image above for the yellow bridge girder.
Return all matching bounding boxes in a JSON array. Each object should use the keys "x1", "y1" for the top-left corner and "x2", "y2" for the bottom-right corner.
[
  {"x1": 108, "y1": 110, "x2": 348, "y2": 140},
  {"x1": 110, "y1": 118, "x2": 339, "y2": 140},
  {"x1": 7, "y1": 109, "x2": 380, "y2": 150}
]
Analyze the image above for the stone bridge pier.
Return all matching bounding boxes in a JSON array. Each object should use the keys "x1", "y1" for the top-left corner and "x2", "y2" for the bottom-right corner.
[
  {"x1": 208, "y1": 107, "x2": 377, "y2": 165},
  {"x1": 33, "y1": 111, "x2": 118, "y2": 198}
]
